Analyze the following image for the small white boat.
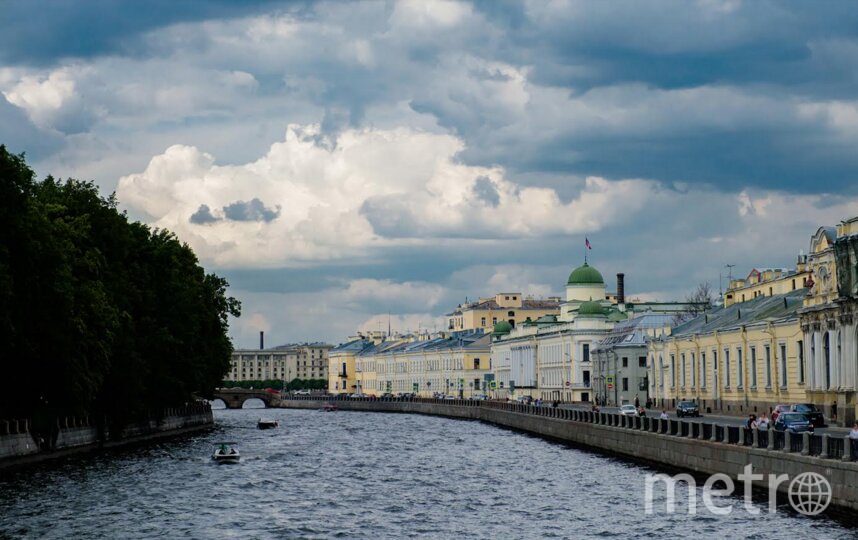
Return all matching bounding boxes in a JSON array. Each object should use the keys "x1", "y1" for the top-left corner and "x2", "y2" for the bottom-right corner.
[
  {"x1": 257, "y1": 418, "x2": 279, "y2": 429},
  {"x1": 212, "y1": 442, "x2": 240, "y2": 463}
]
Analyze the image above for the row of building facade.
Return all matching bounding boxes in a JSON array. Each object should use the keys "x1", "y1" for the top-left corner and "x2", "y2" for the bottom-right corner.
[{"x1": 325, "y1": 215, "x2": 858, "y2": 425}]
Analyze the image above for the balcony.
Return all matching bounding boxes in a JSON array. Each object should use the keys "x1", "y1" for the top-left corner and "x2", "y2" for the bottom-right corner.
[{"x1": 338, "y1": 372, "x2": 349, "y2": 378}]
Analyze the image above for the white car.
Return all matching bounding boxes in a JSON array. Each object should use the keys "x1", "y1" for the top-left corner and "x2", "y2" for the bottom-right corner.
[{"x1": 620, "y1": 404, "x2": 638, "y2": 416}]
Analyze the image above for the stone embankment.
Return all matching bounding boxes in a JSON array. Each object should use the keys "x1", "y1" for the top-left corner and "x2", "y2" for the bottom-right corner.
[
  {"x1": 0, "y1": 402, "x2": 213, "y2": 470},
  {"x1": 282, "y1": 397, "x2": 858, "y2": 512}
]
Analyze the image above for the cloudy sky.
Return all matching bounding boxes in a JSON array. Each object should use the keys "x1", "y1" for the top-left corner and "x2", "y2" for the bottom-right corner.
[{"x1": 3, "y1": 0, "x2": 858, "y2": 347}]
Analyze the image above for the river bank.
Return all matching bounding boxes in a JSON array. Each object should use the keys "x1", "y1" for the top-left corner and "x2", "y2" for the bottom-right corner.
[
  {"x1": 280, "y1": 397, "x2": 858, "y2": 516},
  {"x1": 0, "y1": 402, "x2": 213, "y2": 471}
]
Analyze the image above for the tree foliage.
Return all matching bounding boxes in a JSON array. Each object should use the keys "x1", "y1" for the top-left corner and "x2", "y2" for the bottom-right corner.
[
  {"x1": 0, "y1": 146, "x2": 241, "y2": 420},
  {"x1": 673, "y1": 281, "x2": 714, "y2": 325}
]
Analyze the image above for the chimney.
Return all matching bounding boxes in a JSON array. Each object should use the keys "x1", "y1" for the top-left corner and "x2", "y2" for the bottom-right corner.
[
  {"x1": 259, "y1": 331, "x2": 264, "y2": 350},
  {"x1": 616, "y1": 273, "x2": 625, "y2": 305}
]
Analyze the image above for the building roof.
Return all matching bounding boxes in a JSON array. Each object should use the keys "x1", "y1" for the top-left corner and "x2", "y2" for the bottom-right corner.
[
  {"x1": 567, "y1": 262, "x2": 604, "y2": 285},
  {"x1": 670, "y1": 289, "x2": 805, "y2": 338},
  {"x1": 577, "y1": 299, "x2": 608, "y2": 317},
  {"x1": 331, "y1": 339, "x2": 373, "y2": 353},
  {"x1": 594, "y1": 313, "x2": 675, "y2": 350},
  {"x1": 356, "y1": 330, "x2": 490, "y2": 357},
  {"x1": 446, "y1": 297, "x2": 560, "y2": 316}
]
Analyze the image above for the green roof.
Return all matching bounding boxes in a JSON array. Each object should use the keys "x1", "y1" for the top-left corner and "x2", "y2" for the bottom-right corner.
[
  {"x1": 567, "y1": 262, "x2": 604, "y2": 285},
  {"x1": 492, "y1": 320, "x2": 513, "y2": 335},
  {"x1": 607, "y1": 309, "x2": 628, "y2": 322},
  {"x1": 577, "y1": 300, "x2": 608, "y2": 317}
]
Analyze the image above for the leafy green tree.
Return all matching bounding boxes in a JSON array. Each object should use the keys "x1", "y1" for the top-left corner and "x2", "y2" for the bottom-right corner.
[{"x1": 0, "y1": 146, "x2": 240, "y2": 422}]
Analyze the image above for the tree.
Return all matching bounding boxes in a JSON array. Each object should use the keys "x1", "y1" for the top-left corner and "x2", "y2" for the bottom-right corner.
[
  {"x1": 0, "y1": 145, "x2": 240, "y2": 421},
  {"x1": 673, "y1": 281, "x2": 714, "y2": 325}
]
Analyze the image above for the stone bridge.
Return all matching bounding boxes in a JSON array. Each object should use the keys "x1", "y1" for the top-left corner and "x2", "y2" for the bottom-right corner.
[{"x1": 212, "y1": 389, "x2": 281, "y2": 409}]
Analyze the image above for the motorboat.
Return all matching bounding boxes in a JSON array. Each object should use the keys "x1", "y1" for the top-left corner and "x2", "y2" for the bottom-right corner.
[
  {"x1": 212, "y1": 442, "x2": 240, "y2": 463},
  {"x1": 257, "y1": 418, "x2": 279, "y2": 429},
  {"x1": 321, "y1": 403, "x2": 338, "y2": 412}
]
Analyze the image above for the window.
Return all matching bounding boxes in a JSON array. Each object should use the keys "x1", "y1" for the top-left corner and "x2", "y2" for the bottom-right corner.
[
  {"x1": 670, "y1": 354, "x2": 676, "y2": 388},
  {"x1": 797, "y1": 340, "x2": 805, "y2": 384},
  {"x1": 582, "y1": 344, "x2": 590, "y2": 363},
  {"x1": 492, "y1": 317, "x2": 497, "y2": 325},
  {"x1": 622, "y1": 377, "x2": 629, "y2": 392},
  {"x1": 474, "y1": 358, "x2": 481, "y2": 369},
  {"x1": 765, "y1": 345, "x2": 772, "y2": 388},
  {"x1": 691, "y1": 352, "x2": 696, "y2": 388},
  {"x1": 680, "y1": 353, "x2": 686, "y2": 387},
  {"x1": 639, "y1": 356, "x2": 646, "y2": 368},
  {"x1": 737, "y1": 348, "x2": 744, "y2": 388},
  {"x1": 659, "y1": 355, "x2": 664, "y2": 388},
  {"x1": 750, "y1": 347, "x2": 757, "y2": 388},
  {"x1": 583, "y1": 370, "x2": 590, "y2": 386},
  {"x1": 724, "y1": 349, "x2": 730, "y2": 388},
  {"x1": 507, "y1": 311, "x2": 515, "y2": 317},
  {"x1": 700, "y1": 352, "x2": 706, "y2": 388},
  {"x1": 780, "y1": 343, "x2": 788, "y2": 388},
  {"x1": 622, "y1": 357, "x2": 628, "y2": 368},
  {"x1": 481, "y1": 317, "x2": 486, "y2": 326}
]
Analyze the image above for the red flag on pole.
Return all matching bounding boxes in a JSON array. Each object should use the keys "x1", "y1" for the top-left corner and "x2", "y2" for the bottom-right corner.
[{"x1": 585, "y1": 237, "x2": 592, "y2": 250}]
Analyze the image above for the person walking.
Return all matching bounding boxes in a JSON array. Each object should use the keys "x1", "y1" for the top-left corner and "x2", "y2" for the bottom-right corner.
[
  {"x1": 659, "y1": 410, "x2": 669, "y2": 420},
  {"x1": 746, "y1": 414, "x2": 757, "y2": 430},
  {"x1": 849, "y1": 422, "x2": 858, "y2": 440},
  {"x1": 634, "y1": 395, "x2": 640, "y2": 408},
  {"x1": 832, "y1": 401, "x2": 838, "y2": 424},
  {"x1": 757, "y1": 414, "x2": 769, "y2": 431}
]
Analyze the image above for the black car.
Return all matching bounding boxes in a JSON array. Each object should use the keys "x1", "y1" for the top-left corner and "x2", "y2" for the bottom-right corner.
[
  {"x1": 791, "y1": 403, "x2": 825, "y2": 427},
  {"x1": 676, "y1": 400, "x2": 700, "y2": 418},
  {"x1": 774, "y1": 412, "x2": 815, "y2": 433}
]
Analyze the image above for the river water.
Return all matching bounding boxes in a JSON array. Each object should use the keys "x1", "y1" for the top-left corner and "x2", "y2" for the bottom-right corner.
[{"x1": 0, "y1": 406, "x2": 854, "y2": 539}]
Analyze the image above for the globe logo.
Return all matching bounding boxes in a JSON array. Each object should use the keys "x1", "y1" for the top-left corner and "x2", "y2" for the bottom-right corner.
[{"x1": 788, "y1": 472, "x2": 832, "y2": 516}]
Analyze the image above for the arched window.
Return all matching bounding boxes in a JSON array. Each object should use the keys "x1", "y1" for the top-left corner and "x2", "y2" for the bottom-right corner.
[{"x1": 658, "y1": 355, "x2": 664, "y2": 388}]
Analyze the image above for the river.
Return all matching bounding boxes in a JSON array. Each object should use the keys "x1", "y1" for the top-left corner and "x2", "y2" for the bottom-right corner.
[{"x1": 0, "y1": 406, "x2": 854, "y2": 539}]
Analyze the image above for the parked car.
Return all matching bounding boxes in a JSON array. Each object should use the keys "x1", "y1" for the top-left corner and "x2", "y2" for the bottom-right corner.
[
  {"x1": 444, "y1": 395, "x2": 457, "y2": 400},
  {"x1": 620, "y1": 404, "x2": 638, "y2": 417},
  {"x1": 676, "y1": 400, "x2": 700, "y2": 418},
  {"x1": 771, "y1": 404, "x2": 791, "y2": 422},
  {"x1": 380, "y1": 393, "x2": 394, "y2": 399},
  {"x1": 791, "y1": 403, "x2": 825, "y2": 427},
  {"x1": 471, "y1": 394, "x2": 489, "y2": 401},
  {"x1": 516, "y1": 395, "x2": 533, "y2": 405},
  {"x1": 774, "y1": 412, "x2": 815, "y2": 433},
  {"x1": 294, "y1": 389, "x2": 311, "y2": 395}
]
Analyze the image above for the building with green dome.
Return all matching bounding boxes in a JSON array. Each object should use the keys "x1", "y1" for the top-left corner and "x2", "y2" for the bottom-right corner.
[{"x1": 563, "y1": 262, "x2": 610, "y2": 321}]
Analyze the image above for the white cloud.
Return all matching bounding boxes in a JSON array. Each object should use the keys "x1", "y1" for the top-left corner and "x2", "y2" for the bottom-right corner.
[{"x1": 115, "y1": 124, "x2": 662, "y2": 267}]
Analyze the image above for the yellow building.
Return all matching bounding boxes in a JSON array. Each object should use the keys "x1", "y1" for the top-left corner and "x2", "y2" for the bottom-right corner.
[
  {"x1": 328, "y1": 339, "x2": 372, "y2": 394},
  {"x1": 724, "y1": 257, "x2": 811, "y2": 307},
  {"x1": 446, "y1": 293, "x2": 561, "y2": 332},
  {"x1": 798, "y1": 216, "x2": 858, "y2": 425},
  {"x1": 648, "y1": 289, "x2": 807, "y2": 415},
  {"x1": 350, "y1": 332, "x2": 492, "y2": 397}
]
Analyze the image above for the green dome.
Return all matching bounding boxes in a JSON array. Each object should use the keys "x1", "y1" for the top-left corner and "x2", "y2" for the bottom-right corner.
[
  {"x1": 577, "y1": 300, "x2": 608, "y2": 317},
  {"x1": 567, "y1": 262, "x2": 604, "y2": 285},
  {"x1": 607, "y1": 309, "x2": 628, "y2": 322},
  {"x1": 492, "y1": 320, "x2": 513, "y2": 335},
  {"x1": 536, "y1": 314, "x2": 558, "y2": 326}
]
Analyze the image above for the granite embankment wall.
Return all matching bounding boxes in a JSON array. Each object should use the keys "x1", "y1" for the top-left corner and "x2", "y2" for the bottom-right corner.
[
  {"x1": 282, "y1": 398, "x2": 858, "y2": 512},
  {"x1": 0, "y1": 403, "x2": 213, "y2": 470}
]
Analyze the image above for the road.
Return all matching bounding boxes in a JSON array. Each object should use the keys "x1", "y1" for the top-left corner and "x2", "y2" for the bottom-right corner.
[{"x1": 558, "y1": 404, "x2": 849, "y2": 436}]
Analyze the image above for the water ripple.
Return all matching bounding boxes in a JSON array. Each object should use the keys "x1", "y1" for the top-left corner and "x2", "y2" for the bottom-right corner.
[{"x1": 0, "y1": 408, "x2": 855, "y2": 539}]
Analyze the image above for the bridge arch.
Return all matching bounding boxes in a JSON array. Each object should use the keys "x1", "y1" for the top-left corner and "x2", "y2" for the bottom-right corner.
[{"x1": 211, "y1": 389, "x2": 280, "y2": 409}]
